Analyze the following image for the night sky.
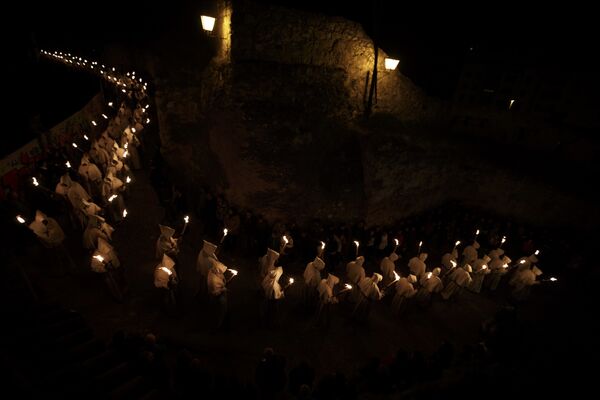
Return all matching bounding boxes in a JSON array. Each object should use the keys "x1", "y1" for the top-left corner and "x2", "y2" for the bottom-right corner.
[{"x1": 4, "y1": 0, "x2": 597, "y2": 156}]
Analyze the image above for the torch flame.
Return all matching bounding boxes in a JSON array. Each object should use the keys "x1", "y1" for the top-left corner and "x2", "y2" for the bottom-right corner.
[
  {"x1": 184, "y1": 215, "x2": 190, "y2": 224},
  {"x1": 122, "y1": 209, "x2": 128, "y2": 218},
  {"x1": 16, "y1": 215, "x2": 25, "y2": 224},
  {"x1": 93, "y1": 255, "x2": 104, "y2": 262},
  {"x1": 159, "y1": 266, "x2": 172, "y2": 276}
]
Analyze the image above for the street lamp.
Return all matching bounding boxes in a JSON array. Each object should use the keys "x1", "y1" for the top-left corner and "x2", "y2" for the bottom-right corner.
[
  {"x1": 201, "y1": 15, "x2": 216, "y2": 35},
  {"x1": 384, "y1": 58, "x2": 400, "y2": 71}
]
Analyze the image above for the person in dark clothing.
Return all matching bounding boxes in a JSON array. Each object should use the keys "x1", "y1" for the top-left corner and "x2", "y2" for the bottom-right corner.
[{"x1": 255, "y1": 347, "x2": 286, "y2": 399}]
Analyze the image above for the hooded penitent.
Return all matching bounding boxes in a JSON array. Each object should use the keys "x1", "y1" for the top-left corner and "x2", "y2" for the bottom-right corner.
[
  {"x1": 260, "y1": 248, "x2": 280, "y2": 279},
  {"x1": 380, "y1": 253, "x2": 399, "y2": 285},
  {"x1": 29, "y1": 210, "x2": 65, "y2": 247},
  {"x1": 462, "y1": 241, "x2": 480, "y2": 264},
  {"x1": 408, "y1": 253, "x2": 428, "y2": 278},
  {"x1": 359, "y1": 273, "x2": 383, "y2": 301},
  {"x1": 91, "y1": 237, "x2": 120, "y2": 272},
  {"x1": 262, "y1": 266, "x2": 284, "y2": 300},
  {"x1": 79, "y1": 154, "x2": 103, "y2": 182},
  {"x1": 318, "y1": 273, "x2": 340, "y2": 304},
  {"x1": 197, "y1": 240, "x2": 218, "y2": 276},
  {"x1": 346, "y1": 256, "x2": 366, "y2": 284},
  {"x1": 154, "y1": 254, "x2": 177, "y2": 289},
  {"x1": 207, "y1": 260, "x2": 228, "y2": 296},
  {"x1": 303, "y1": 256, "x2": 325, "y2": 288},
  {"x1": 156, "y1": 224, "x2": 178, "y2": 259}
]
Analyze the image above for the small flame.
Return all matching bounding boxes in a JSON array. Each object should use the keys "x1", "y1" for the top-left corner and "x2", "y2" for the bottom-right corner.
[
  {"x1": 126, "y1": 176, "x2": 131, "y2": 183},
  {"x1": 65, "y1": 161, "x2": 71, "y2": 168},
  {"x1": 108, "y1": 102, "x2": 113, "y2": 107},
  {"x1": 282, "y1": 235, "x2": 289, "y2": 244},
  {"x1": 93, "y1": 255, "x2": 104, "y2": 262},
  {"x1": 146, "y1": 118, "x2": 150, "y2": 124},
  {"x1": 451, "y1": 260, "x2": 457, "y2": 267},
  {"x1": 84, "y1": 134, "x2": 89, "y2": 140},
  {"x1": 131, "y1": 127, "x2": 136, "y2": 133},
  {"x1": 122, "y1": 209, "x2": 128, "y2": 218},
  {"x1": 184, "y1": 215, "x2": 190, "y2": 224},
  {"x1": 419, "y1": 240, "x2": 423, "y2": 247},
  {"x1": 32, "y1": 177, "x2": 39, "y2": 186},
  {"x1": 289, "y1": 278, "x2": 294, "y2": 284},
  {"x1": 520, "y1": 259, "x2": 526, "y2": 264},
  {"x1": 550, "y1": 277, "x2": 557, "y2": 282},
  {"x1": 108, "y1": 195, "x2": 117, "y2": 202},
  {"x1": 145, "y1": 104, "x2": 150, "y2": 109},
  {"x1": 482, "y1": 264, "x2": 488, "y2": 270},
  {"x1": 229, "y1": 269, "x2": 238, "y2": 276},
  {"x1": 123, "y1": 150, "x2": 129, "y2": 158},
  {"x1": 320, "y1": 241, "x2": 325, "y2": 250},
  {"x1": 501, "y1": 236, "x2": 506, "y2": 244},
  {"x1": 101, "y1": 114, "x2": 108, "y2": 119},
  {"x1": 345, "y1": 284, "x2": 352, "y2": 290},
  {"x1": 72, "y1": 142, "x2": 78, "y2": 148},
  {"x1": 124, "y1": 142, "x2": 128, "y2": 149},
  {"x1": 160, "y1": 266, "x2": 172, "y2": 276},
  {"x1": 16, "y1": 215, "x2": 25, "y2": 224},
  {"x1": 354, "y1": 240, "x2": 359, "y2": 248},
  {"x1": 112, "y1": 67, "x2": 115, "y2": 72},
  {"x1": 455, "y1": 240, "x2": 461, "y2": 246},
  {"x1": 121, "y1": 89, "x2": 126, "y2": 93},
  {"x1": 394, "y1": 238, "x2": 399, "y2": 246},
  {"x1": 394, "y1": 271, "x2": 400, "y2": 281},
  {"x1": 535, "y1": 250, "x2": 540, "y2": 255},
  {"x1": 223, "y1": 228, "x2": 228, "y2": 236},
  {"x1": 476, "y1": 229, "x2": 480, "y2": 235},
  {"x1": 427, "y1": 272, "x2": 432, "y2": 279},
  {"x1": 502, "y1": 264, "x2": 508, "y2": 269},
  {"x1": 91, "y1": 120, "x2": 97, "y2": 126}
]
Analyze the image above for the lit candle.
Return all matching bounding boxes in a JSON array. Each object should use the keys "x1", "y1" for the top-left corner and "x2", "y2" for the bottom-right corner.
[
  {"x1": 101, "y1": 114, "x2": 108, "y2": 119},
  {"x1": 121, "y1": 89, "x2": 126, "y2": 93},
  {"x1": 122, "y1": 209, "x2": 128, "y2": 218},
  {"x1": 450, "y1": 260, "x2": 457, "y2": 268},
  {"x1": 475, "y1": 229, "x2": 480, "y2": 237},
  {"x1": 481, "y1": 264, "x2": 487, "y2": 270},
  {"x1": 108, "y1": 194, "x2": 117, "y2": 202},
  {"x1": 289, "y1": 277, "x2": 294, "y2": 284},
  {"x1": 418, "y1": 240, "x2": 423, "y2": 253},
  {"x1": 393, "y1": 238, "x2": 399, "y2": 252},
  {"x1": 394, "y1": 271, "x2": 400, "y2": 281},
  {"x1": 93, "y1": 254, "x2": 105, "y2": 263},
  {"x1": 108, "y1": 102, "x2": 113, "y2": 107},
  {"x1": 455, "y1": 240, "x2": 461, "y2": 247},
  {"x1": 124, "y1": 143, "x2": 128, "y2": 149},
  {"x1": 65, "y1": 161, "x2": 71, "y2": 168},
  {"x1": 16, "y1": 215, "x2": 26, "y2": 224},
  {"x1": 91, "y1": 120, "x2": 97, "y2": 126},
  {"x1": 320, "y1": 241, "x2": 326, "y2": 250},
  {"x1": 345, "y1": 283, "x2": 352, "y2": 290},
  {"x1": 84, "y1": 134, "x2": 89, "y2": 140},
  {"x1": 229, "y1": 269, "x2": 238, "y2": 276},
  {"x1": 501, "y1": 236, "x2": 506, "y2": 245},
  {"x1": 535, "y1": 250, "x2": 540, "y2": 256},
  {"x1": 126, "y1": 176, "x2": 131, "y2": 183},
  {"x1": 519, "y1": 259, "x2": 526, "y2": 264},
  {"x1": 145, "y1": 104, "x2": 150, "y2": 109},
  {"x1": 146, "y1": 118, "x2": 150, "y2": 124},
  {"x1": 502, "y1": 263, "x2": 508, "y2": 269},
  {"x1": 550, "y1": 277, "x2": 557, "y2": 282},
  {"x1": 32, "y1": 177, "x2": 39, "y2": 186},
  {"x1": 354, "y1": 240, "x2": 360, "y2": 256},
  {"x1": 220, "y1": 228, "x2": 228, "y2": 243},
  {"x1": 123, "y1": 150, "x2": 129, "y2": 158},
  {"x1": 426, "y1": 272, "x2": 432, "y2": 279},
  {"x1": 184, "y1": 215, "x2": 190, "y2": 224},
  {"x1": 131, "y1": 127, "x2": 136, "y2": 133}
]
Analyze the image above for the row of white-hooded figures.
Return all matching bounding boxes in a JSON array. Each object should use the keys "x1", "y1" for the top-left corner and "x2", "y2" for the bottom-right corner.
[
  {"x1": 27, "y1": 99, "x2": 147, "y2": 284},
  {"x1": 153, "y1": 226, "x2": 545, "y2": 320}
]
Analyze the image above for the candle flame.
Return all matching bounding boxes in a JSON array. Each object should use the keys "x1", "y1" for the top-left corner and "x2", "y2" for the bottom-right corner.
[
  {"x1": 108, "y1": 102, "x2": 113, "y2": 107},
  {"x1": 124, "y1": 142, "x2": 128, "y2": 149},
  {"x1": 101, "y1": 114, "x2": 108, "y2": 119},
  {"x1": 282, "y1": 235, "x2": 289, "y2": 244},
  {"x1": 126, "y1": 176, "x2": 131, "y2": 183},
  {"x1": 131, "y1": 127, "x2": 136, "y2": 133},
  {"x1": 394, "y1": 271, "x2": 400, "y2": 281},
  {"x1": 160, "y1": 266, "x2": 172, "y2": 276},
  {"x1": 482, "y1": 264, "x2": 487, "y2": 270},
  {"x1": 535, "y1": 250, "x2": 540, "y2": 255},
  {"x1": 394, "y1": 238, "x2": 399, "y2": 246},
  {"x1": 550, "y1": 277, "x2": 557, "y2": 282},
  {"x1": 108, "y1": 195, "x2": 117, "y2": 202},
  {"x1": 122, "y1": 209, "x2": 128, "y2": 218},
  {"x1": 146, "y1": 118, "x2": 150, "y2": 124},
  {"x1": 455, "y1": 240, "x2": 460, "y2": 246},
  {"x1": 91, "y1": 120, "x2": 97, "y2": 126},
  {"x1": 289, "y1": 278, "x2": 294, "y2": 284},
  {"x1": 72, "y1": 142, "x2": 78, "y2": 148},
  {"x1": 419, "y1": 240, "x2": 423, "y2": 247},
  {"x1": 501, "y1": 236, "x2": 506, "y2": 244},
  {"x1": 502, "y1": 264, "x2": 508, "y2": 269},
  {"x1": 354, "y1": 240, "x2": 359, "y2": 248},
  {"x1": 84, "y1": 134, "x2": 89, "y2": 140},
  {"x1": 121, "y1": 89, "x2": 126, "y2": 93},
  {"x1": 123, "y1": 150, "x2": 129, "y2": 158},
  {"x1": 229, "y1": 269, "x2": 238, "y2": 276},
  {"x1": 320, "y1": 241, "x2": 325, "y2": 250},
  {"x1": 93, "y1": 255, "x2": 104, "y2": 262},
  {"x1": 16, "y1": 215, "x2": 25, "y2": 224},
  {"x1": 32, "y1": 177, "x2": 39, "y2": 186},
  {"x1": 65, "y1": 161, "x2": 71, "y2": 168},
  {"x1": 145, "y1": 104, "x2": 150, "y2": 109},
  {"x1": 223, "y1": 228, "x2": 228, "y2": 236},
  {"x1": 476, "y1": 229, "x2": 480, "y2": 235},
  {"x1": 345, "y1": 284, "x2": 352, "y2": 290},
  {"x1": 427, "y1": 272, "x2": 432, "y2": 279},
  {"x1": 184, "y1": 215, "x2": 190, "y2": 224},
  {"x1": 451, "y1": 260, "x2": 457, "y2": 267},
  {"x1": 520, "y1": 259, "x2": 526, "y2": 264}
]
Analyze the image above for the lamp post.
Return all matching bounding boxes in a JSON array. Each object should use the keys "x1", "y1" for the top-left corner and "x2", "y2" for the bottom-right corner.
[{"x1": 201, "y1": 15, "x2": 216, "y2": 36}]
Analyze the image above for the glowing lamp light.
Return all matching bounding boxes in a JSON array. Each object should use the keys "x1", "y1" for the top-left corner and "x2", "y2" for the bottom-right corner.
[
  {"x1": 200, "y1": 15, "x2": 216, "y2": 32},
  {"x1": 184, "y1": 215, "x2": 190, "y2": 224},
  {"x1": 93, "y1": 254, "x2": 105, "y2": 263},
  {"x1": 16, "y1": 215, "x2": 26, "y2": 224},
  {"x1": 32, "y1": 177, "x2": 39, "y2": 186},
  {"x1": 108, "y1": 195, "x2": 117, "y2": 202},
  {"x1": 320, "y1": 241, "x2": 326, "y2": 250},
  {"x1": 550, "y1": 277, "x2": 557, "y2": 282},
  {"x1": 160, "y1": 266, "x2": 172, "y2": 276},
  {"x1": 384, "y1": 58, "x2": 400, "y2": 70},
  {"x1": 126, "y1": 176, "x2": 131, "y2": 183},
  {"x1": 123, "y1": 209, "x2": 128, "y2": 218}
]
